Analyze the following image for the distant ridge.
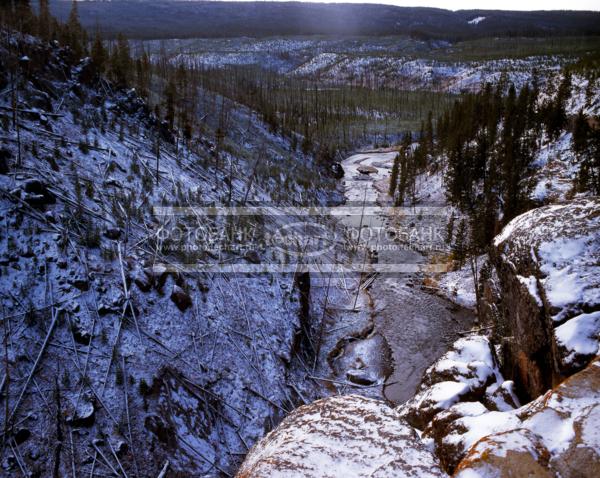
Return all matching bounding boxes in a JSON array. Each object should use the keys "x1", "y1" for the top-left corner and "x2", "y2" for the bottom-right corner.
[{"x1": 49, "y1": 1, "x2": 600, "y2": 39}]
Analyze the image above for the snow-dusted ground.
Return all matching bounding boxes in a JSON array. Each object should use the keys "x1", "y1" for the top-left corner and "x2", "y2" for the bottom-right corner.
[
  {"x1": 436, "y1": 256, "x2": 485, "y2": 311},
  {"x1": 293, "y1": 56, "x2": 568, "y2": 93},
  {"x1": 0, "y1": 33, "x2": 343, "y2": 477},
  {"x1": 148, "y1": 37, "x2": 591, "y2": 97}
]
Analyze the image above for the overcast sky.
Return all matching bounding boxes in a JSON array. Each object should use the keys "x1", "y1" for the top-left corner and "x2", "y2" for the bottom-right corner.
[{"x1": 212, "y1": 0, "x2": 599, "y2": 11}]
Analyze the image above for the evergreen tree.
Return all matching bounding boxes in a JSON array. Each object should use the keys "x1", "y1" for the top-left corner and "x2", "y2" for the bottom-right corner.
[
  {"x1": 91, "y1": 31, "x2": 107, "y2": 76},
  {"x1": 425, "y1": 110, "x2": 434, "y2": 151},
  {"x1": 572, "y1": 109, "x2": 590, "y2": 156},
  {"x1": 445, "y1": 211, "x2": 455, "y2": 244},
  {"x1": 452, "y1": 219, "x2": 468, "y2": 268},
  {"x1": 65, "y1": 0, "x2": 84, "y2": 59},
  {"x1": 15, "y1": 1, "x2": 35, "y2": 33},
  {"x1": 164, "y1": 79, "x2": 177, "y2": 130},
  {"x1": 38, "y1": 0, "x2": 51, "y2": 39},
  {"x1": 572, "y1": 113, "x2": 600, "y2": 195},
  {"x1": 389, "y1": 153, "x2": 400, "y2": 196},
  {"x1": 545, "y1": 72, "x2": 571, "y2": 140},
  {"x1": 110, "y1": 34, "x2": 132, "y2": 86},
  {"x1": 396, "y1": 132, "x2": 412, "y2": 206}
]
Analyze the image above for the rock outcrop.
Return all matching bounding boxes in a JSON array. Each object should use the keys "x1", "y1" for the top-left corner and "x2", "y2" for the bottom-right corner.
[
  {"x1": 483, "y1": 198, "x2": 600, "y2": 400},
  {"x1": 400, "y1": 336, "x2": 512, "y2": 431},
  {"x1": 396, "y1": 335, "x2": 522, "y2": 472},
  {"x1": 236, "y1": 394, "x2": 445, "y2": 478},
  {"x1": 455, "y1": 356, "x2": 600, "y2": 477}
]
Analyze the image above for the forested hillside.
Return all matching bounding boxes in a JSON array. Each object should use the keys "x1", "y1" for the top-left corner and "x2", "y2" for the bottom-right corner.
[
  {"x1": 387, "y1": 71, "x2": 599, "y2": 259},
  {"x1": 48, "y1": 1, "x2": 600, "y2": 40},
  {"x1": 0, "y1": 3, "x2": 342, "y2": 475}
]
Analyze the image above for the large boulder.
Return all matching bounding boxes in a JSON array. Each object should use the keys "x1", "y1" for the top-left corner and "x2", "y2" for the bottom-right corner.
[
  {"x1": 399, "y1": 336, "x2": 503, "y2": 429},
  {"x1": 236, "y1": 394, "x2": 445, "y2": 478},
  {"x1": 455, "y1": 356, "x2": 600, "y2": 477},
  {"x1": 483, "y1": 198, "x2": 600, "y2": 400},
  {"x1": 454, "y1": 428, "x2": 554, "y2": 478}
]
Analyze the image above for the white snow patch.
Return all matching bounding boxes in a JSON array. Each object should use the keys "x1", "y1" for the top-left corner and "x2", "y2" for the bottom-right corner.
[
  {"x1": 437, "y1": 254, "x2": 487, "y2": 310},
  {"x1": 555, "y1": 311, "x2": 600, "y2": 364},
  {"x1": 516, "y1": 275, "x2": 543, "y2": 307},
  {"x1": 539, "y1": 237, "x2": 587, "y2": 313},
  {"x1": 426, "y1": 381, "x2": 471, "y2": 409},
  {"x1": 468, "y1": 16, "x2": 486, "y2": 25},
  {"x1": 444, "y1": 411, "x2": 522, "y2": 451},
  {"x1": 522, "y1": 408, "x2": 575, "y2": 454}
]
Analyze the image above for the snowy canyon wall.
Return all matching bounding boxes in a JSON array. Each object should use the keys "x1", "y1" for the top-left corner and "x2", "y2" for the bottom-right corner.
[{"x1": 482, "y1": 197, "x2": 600, "y2": 400}]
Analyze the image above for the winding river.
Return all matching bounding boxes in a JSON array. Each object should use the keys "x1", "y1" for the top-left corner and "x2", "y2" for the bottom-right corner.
[{"x1": 323, "y1": 150, "x2": 474, "y2": 404}]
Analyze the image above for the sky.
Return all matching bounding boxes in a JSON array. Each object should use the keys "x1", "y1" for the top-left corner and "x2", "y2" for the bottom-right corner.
[{"x1": 200, "y1": 0, "x2": 600, "y2": 11}]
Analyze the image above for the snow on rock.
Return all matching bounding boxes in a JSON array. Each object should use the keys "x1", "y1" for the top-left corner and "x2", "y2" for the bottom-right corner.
[
  {"x1": 455, "y1": 356, "x2": 600, "y2": 477},
  {"x1": 484, "y1": 380, "x2": 521, "y2": 412},
  {"x1": 454, "y1": 429, "x2": 554, "y2": 478},
  {"x1": 236, "y1": 394, "x2": 445, "y2": 478},
  {"x1": 422, "y1": 336, "x2": 500, "y2": 389},
  {"x1": 566, "y1": 74, "x2": 600, "y2": 116},
  {"x1": 400, "y1": 336, "x2": 504, "y2": 429},
  {"x1": 401, "y1": 381, "x2": 472, "y2": 429},
  {"x1": 426, "y1": 355, "x2": 600, "y2": 474},
  {"x1": 555, "y1": 311, "x2": 600, "y2": 368},
  {"x1": 531, "y1": 132, "x2": 577, "y2": 203},
  {"x1": 437, "y1": 410, "x2": 523, "y2": 472},
  {"x1": 486, "y1": 198, "x2": 600, "y2": 398}
]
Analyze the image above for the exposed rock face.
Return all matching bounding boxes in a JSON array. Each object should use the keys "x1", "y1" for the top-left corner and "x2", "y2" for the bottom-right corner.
[
  {"x1": 483, "y1": 198, "x2": 600, "y2": 400},
  {"x1": 455, "y1": 356, "x2": 600, "y2": 478},
  {"x1": 236, "y1": 395, "x2": 445, "y2": 478}
]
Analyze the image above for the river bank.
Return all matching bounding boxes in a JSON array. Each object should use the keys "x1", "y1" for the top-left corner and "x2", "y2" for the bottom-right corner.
[{"x1": 315, "y1": 150, "x2": 475, "y2": 404}]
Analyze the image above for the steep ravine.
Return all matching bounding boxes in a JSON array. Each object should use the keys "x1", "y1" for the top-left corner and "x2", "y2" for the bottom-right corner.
[{"x1": 317, "y1": 151, "x2": 474, "y2": 404}]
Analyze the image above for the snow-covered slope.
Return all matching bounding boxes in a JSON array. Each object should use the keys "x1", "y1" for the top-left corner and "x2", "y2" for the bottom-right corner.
[{"x1": 0, "y1": 31, "x2": 336, "y2": 476}]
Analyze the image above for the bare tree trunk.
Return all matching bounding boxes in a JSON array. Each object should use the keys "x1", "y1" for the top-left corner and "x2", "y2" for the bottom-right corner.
[
  {"x1": 155, "y1": 139, "x2": 160, "y2": 186},
  {"x1": 470, "y1": 255, "x2": 481, "y2": 326}
]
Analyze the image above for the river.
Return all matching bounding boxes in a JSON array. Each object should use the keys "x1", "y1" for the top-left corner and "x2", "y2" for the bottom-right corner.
[{"x1": 313, "y1": 150, "x2": 474, "y2": 404}]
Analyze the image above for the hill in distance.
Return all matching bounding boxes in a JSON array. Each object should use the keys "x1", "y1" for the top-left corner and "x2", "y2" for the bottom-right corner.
[{"x1": 49, "y1": 1, "x2": 600, "y2": 40}]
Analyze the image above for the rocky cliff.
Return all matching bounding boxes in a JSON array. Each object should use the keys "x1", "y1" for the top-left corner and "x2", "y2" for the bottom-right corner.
[{"x1": 482, "y1": 197, "x2": 600, "y2": 400}]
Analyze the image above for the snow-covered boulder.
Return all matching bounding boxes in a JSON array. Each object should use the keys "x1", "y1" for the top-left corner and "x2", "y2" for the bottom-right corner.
[
  {"x1": 236, "y1": 394, "x2": 445, "y2": 478},
  {"x1": 400, "y1": 336, "x2": 503, "y2": 429},
  {"x1": 454, "y1": 428, "x2": 554, "y2": 478},
  {"x1": 485, "y1": 198, "x2": 600, "y2": 399},
  {"x1": 455, "y1": 356, "x2": 600, "y2": 477}
]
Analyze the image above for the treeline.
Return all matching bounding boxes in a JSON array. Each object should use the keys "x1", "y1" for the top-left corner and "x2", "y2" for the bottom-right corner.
[
  {"x1": 47, "y1": 1, "x2": 600, "y2": 40},
  {"x1": 441, "y1": 74, "x2": 599, "y2": 249},
  {"x1": 388, "y1": 73, "x2": 599, "y2": 256},
  {"x1": 194, "y1": 65, "x2": 451, "y2": 156},
  {"x1": 1, "y1": 1, "x2": 227, "y2": 156},
  {"x1": 1, "y1": 2, "x2": 451, "y2": 162},
  {"x1": 1, "y1": 1, "x2": 86, "y2": 57}
]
